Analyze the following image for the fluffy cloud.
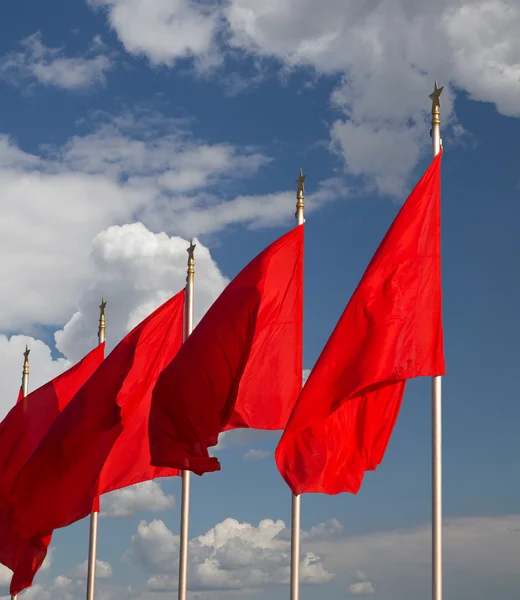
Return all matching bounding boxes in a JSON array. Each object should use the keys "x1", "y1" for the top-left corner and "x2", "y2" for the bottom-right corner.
[
  {"x1": 0, "y1": 32, "x2": 112, "y2": 89},
  {"x1": 53, "y1": 222, "x2": 228, "y2": 362},
  {"x1": 0, "y1": 107, "x2": 310, "y2": 332},
  {"x1": 226, "y1": 0, "x2": 520, "y2": 193},
  {"x1": 88, "y1": 0, "x2": 520, "y2": 194},
  {"x1": 309, "y1": 514, "x2": 520, "y2": 599},
  {"x1": 101, "y1": 481, "x2": 174, "y2": 518},
  {"x1": 68, "y1": 559, "x2": 113, "y2": 581},
  {"x1": 88, "y1": 0, "x2": 220, "y2": 67},
  {"x1": 348, "y1": 581, "x2": 375, "y2": 596},
  {"x1": 0, "y1": 221, "x2": 228, "y2": 421},
  {"x1": 213, "y1": 429, "x2": 279, "y2": 453},
  {"x1": 123, "y1": 514, "x2": 520, "y2": 598},
  {"x1": 127, "y1": 517, "x2": 333, "y2": 591}
]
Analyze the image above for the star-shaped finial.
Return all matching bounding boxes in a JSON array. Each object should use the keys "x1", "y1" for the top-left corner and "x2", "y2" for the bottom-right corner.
[
  {"x1": 23, "y1": 345, "x2": 30, "y2": 361},
  {"x1": 429, "y1": 80, "x2": 444, "y2": 109},
  {"x1": 99, "y1": 297, "x2": 107, "y2": 315},
  {"x1": 187, "y1": 239, "x2": 196, "y2": 262},
  {"x1": 296, "y1": 168, "x2": 306, "y2": 194}
]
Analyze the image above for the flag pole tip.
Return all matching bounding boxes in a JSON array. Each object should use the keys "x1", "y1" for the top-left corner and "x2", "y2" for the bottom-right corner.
[
  {"x1": 23, "y1": 345, "x2": 30, "y2": 360},
  {"x1": 429, "y1": 80, "x2": 444, "y2": 109},
  {"x1": 187, "y1": 240, "x2": 196, "y2": 261},
  {"x1": 296, "y1": 169, "x2": 306, "y2": 194}
]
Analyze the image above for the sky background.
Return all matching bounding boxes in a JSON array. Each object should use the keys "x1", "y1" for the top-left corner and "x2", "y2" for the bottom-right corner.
[{"x1": 0, "y1": 0, "x2": 519, "y2": 599}]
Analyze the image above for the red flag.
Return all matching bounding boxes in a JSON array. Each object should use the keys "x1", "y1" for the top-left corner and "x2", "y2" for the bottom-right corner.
[
  {"x1": 16, "y1": 387, "x2": 23, "y2": 404},
  {"x1": 276, "y1": 151, "x2": 445, "y2": 495},
  {"x1": 10, "y1": 290, "x2": 184, "y2": 545},
  {"x1": 150, "y1": 225, "x2": 303, "y2": 475},
  {"x1": 0, "y1": 345, "x2": 104, "y2": 594}
]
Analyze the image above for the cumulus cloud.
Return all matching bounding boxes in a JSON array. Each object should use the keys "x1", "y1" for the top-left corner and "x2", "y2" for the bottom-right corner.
[
  {"x1": 123, "y1": 514, "x2": 520, "y2": 598},
  {"x1": 213, "y1": 429, "x2": 279, "y2": 453},
  {"x1": 348, "y1": 581, "x2": 375, "y2": 596},
  {"x1": 0, "y1": 222, "x2": 226, "y2": 418},
  {"x1": 69, "y1": 559, "x2": 113, "y2": 581},
  {"x1": 88, "y1": 0, "x2": 220, "y2": 67},
  {"x1": 127, "y1": 517, "x2": 333, "y2": 591},
  {"x1": 1, "y1": 107, "x2": 322, "y2": 333},
  {"x1": 101, "y1": 481, "x2": 174, "y2": 518},
  {"x1": 225, "y1": 0, "x2": 520, "y2": 193},
  {"x1": 308, "y1": 514, "x2": 520, "y2": 599},
  {"x1": 87, "y1": 0, "x2": 520, "y2": 194},
  {"x1": 0, "y1": 32, "x2": 112, "y2": 90},
  {"x1": 53, "y1": 222, "x2": 228, "y2": 362}
]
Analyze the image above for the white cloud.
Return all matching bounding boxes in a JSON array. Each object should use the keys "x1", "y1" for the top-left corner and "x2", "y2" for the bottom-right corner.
[
  {"x1": 0, "y1": 108, "x2": 310, "y2": 333},
  {"x1": 88, "y1": 0, "x2": 220, "y2": 67},
  {"x1": 0, "y1": 222, "x2": 226, "y2": 419},
  {"x1": 224, "y1": 0, "x2": 520, "y2": 193},
  {"x1": 0, "y1": 563, "x2": 12, "y2": 597},
  {"x1": 69, "y1": 559, "x2": 113, "y2": 581},
  {"x1": 123, "y1": 514, "x2": 520, "y2": 598},
  {"x1": 127, "y1": 517, "x2": 333, "y2": 591},
  {"x1": 101, "y1": 481, "x2": 174, "y2": 518},
  {"x1": 81, "y1": 0, "x2": 515, "y2": 197},
  {"x1": 213, "y1": 429, "x2": 279, "y2": 453},
  {"x1": 84, "y1": 0, "x2": 520, "y2": 196},
  {"x1": 0, "y1": 32, "x2": 112, "y2": 89},
  {"x1": 243, "y1": 449, "x2": 270, "y2": 461},
  {"x1": 348, "y1": 581, "x2": 375, "y2": 596},
  {"x1": 53, "y1": 222, "x2": 228, "y2": 362},
  {"x1": 309, "y1": 514, "x2": 520, "y2": 599}
]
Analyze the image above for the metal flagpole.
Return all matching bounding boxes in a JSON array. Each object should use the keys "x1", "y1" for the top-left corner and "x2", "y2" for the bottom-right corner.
[
  {"x1": 429, "y1": 80, "x2": 443, "y2": 600},
  {"x1": 178, "y1": 240, "x2": 196, "y2": 600},
  {"x1": 86, "y1": 298, "x2": 106, "y2": 600},
  {"x1": 11, "y1": 346, "x2": 31, "y2": 600},
  {"x1": 290, "y1": 169, "x2": 306, "y2": 600}
]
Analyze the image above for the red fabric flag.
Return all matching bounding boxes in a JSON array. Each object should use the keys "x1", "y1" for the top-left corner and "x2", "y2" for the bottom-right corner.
[
  {"x1": 16, "y1": 387, "x2": 23, "y2": 404},
  {"x1": 149, "y1": 225, "x2": 304, "y2": 475},
  {"x1": 0, "y1": 345, "x2": 104, "y2": 595},
  {"x1": 276, "y1": 151, "x2": 445, "y2": 496},
  {"x1": 9, "y1": 290, "x2": 184, "y2": 547}
]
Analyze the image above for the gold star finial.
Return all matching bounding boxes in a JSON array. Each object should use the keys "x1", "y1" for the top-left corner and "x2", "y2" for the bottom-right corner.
[
  {"x1": 187, "y1": 240, "x2": 196, "y2": 262},
  {"x1": 296, "y1": 168, "x2": 306, "y2": 196},
  {"x1": 429, "y1": 80, "x2": 444, "y2": 110}
]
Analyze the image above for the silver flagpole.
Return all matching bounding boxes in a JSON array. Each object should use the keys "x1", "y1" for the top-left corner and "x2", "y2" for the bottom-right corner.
[
  {"x1": 178, "y1": 241, "x2": 196, "y2": 600},
  {"x1": 290, "y1": 169, "x2": 306, "y2": 600},
  {"x1": 11, "y1": 346, "x2": 30, "y2": 600},
  {"x1": 429, "y1": 80, "x2": 443, "y2": 600},
  {"x1": 86, "y1": 299, "x2": 106, "y2": 600}
]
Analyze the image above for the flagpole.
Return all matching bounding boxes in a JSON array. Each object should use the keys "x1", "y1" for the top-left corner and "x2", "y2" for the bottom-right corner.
[
  {"x1": 11, "y1": 347, "x2": 30, "y2": 600},
  {"x1": 290, "y1": 169, "x2": 306, "y2": 600},
  {"x1": 178, "y1": 240, "x2": 196, "y2": 600},
  {"x1": 86, "y1": 299, "x2": 106, "y2": 600},
  {"x1": 429, "y1": 80, "x2": 443, "y2": 600},
  {"x1": 22, "y1": 345, "x2": 30, "y2": 398}
]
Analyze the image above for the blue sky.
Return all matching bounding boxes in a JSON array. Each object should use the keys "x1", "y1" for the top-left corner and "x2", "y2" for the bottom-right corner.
[{"x1": 0, "y1": 1, "x2": 519, "y2": 599}]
